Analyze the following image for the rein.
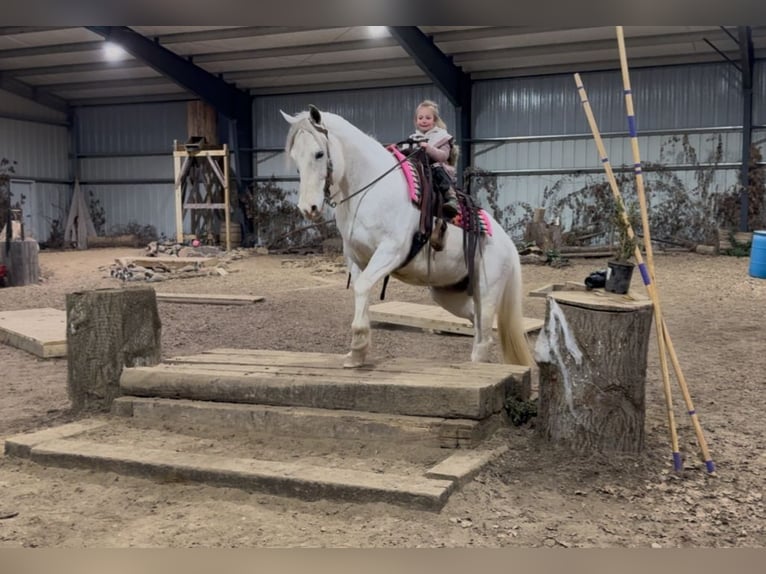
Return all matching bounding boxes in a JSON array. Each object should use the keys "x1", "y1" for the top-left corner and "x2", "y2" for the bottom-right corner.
[
  {"x1": 334, "y1": 146, "x2": 422, "y2": 207},
  {"x1": 310, "y1": 124, "x2": 422, "y2": 208},
  {"x1": 308, "y1": 121, "x2": 336, "y2": 207}
]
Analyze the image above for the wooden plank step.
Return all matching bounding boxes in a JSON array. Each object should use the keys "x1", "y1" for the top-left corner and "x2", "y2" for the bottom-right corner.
[
  {"x1": 119, "y1": 363, "x2": 509, "y2": 419},
  {"x1": 176, "y1": 348, "x2": 530, "y2": 380},
  {"x1": 369, "y1": 301, "x2": 543, "y2": 336},
  {"x1": 0, "y1": 307, "x2": 67, "y2": 358},
  {"x1": 5, "y1": 418, "x2": 508, "y2": 510},
  {"x1": 27, "y1": 438, "x2": 454, "y2": 511},
  {"x1": 155, "y1": 293, "x2": 265, "y2": 305},
  {"x1": 112, "y1": 396, "x2": 504, "y2": 449}
]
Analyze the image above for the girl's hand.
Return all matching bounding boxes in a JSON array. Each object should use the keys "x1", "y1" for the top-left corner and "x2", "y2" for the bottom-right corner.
[{"x1": 419, "y1": 141, "x2": 428, "y2": 149}]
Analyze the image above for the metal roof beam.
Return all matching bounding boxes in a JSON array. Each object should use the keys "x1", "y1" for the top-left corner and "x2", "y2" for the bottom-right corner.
[
  {"x1": 84, "y1": 26, "x2": 251, "y2": 120},
  {"x1": 0, "y1": 41, "x2": 103, "y2": 59},
  {"x1": 248, "y1": 76, "x2": 430, "y2": 96},
  {"x1": 151, "y1": 26, "x2": 331, "y2": 43},
  {"x1": 0, "y1": 72, "x2": 69, "y2": 113},
  {"x1": 191, "y1": 36, "x2": 400, "y2": 64},
  {"x1": 388, "y1": 26, "x2": 470, "y2": 108},
  {"x1": 68, "y1": 92, "x2": 198, "y2": 107},
  {"x1": 454, "y1": 28, "x2": 766, "y2": 64},
  {"x1": 431, "y1": 26, "x2": 575, "y2": 42},
  {"x1": 225, "y1": 57, "x2": 416, "y2": 81},
  {"x1": 6, "y1": 37, "x2": 400, "y2": 78},
  {"x1": 12, "y1": 60, "x2": 145, "y2": 78},
  {"x1": 37, "y1": 77, "x2": 172, "y2": 91},
  {"x1": 0, "y1": 27, "x2": 76, "y2": 35}
]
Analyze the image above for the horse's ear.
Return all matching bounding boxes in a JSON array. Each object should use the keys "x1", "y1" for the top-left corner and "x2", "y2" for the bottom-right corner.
[
  {"x1": 280, "y1": 110, "x2": 299, "y2": 124},
  {"x1": 308, "y1": 104, "x2": 322, "y2": 125}
]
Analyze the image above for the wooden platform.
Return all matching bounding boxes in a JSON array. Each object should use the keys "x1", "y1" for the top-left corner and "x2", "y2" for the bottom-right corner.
[
  {"x1": 0, "y1": 307, "x2": 66, "y2": 358},
  {"x1": 369, "y1": 301, "x2": 543, "y2": 336},
  {"x1": 155, "y1": 293, "x2": 265, "y2": 305}
]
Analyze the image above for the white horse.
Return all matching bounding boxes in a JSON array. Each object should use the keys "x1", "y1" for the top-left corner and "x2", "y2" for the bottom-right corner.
[{"x1": 282, "y1": 106, "x2": 534, "y2": 369}]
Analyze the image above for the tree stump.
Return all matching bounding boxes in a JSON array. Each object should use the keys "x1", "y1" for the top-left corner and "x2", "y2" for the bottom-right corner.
[
  {"x1": 66, "y1": 287, "x2": 161, "y2": 412},
  {"x1": 535, "y1": 290, "x2": 654, "y2": 454},
  {"x1": 0, "y1": 239, "x2": 40, "y2": 286}
]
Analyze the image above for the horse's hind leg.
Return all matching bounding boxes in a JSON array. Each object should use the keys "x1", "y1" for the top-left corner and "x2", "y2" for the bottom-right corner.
[
  {"x1": 470, "y1": 266, "x2": 505, "y2": 363},
  {"x1": 431, "y1": 284, "x2": 494, "y2": 362}
]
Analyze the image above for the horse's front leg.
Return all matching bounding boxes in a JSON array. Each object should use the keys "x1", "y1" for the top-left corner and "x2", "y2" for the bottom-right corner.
[{"x1": 344, "y1": 244, "x2": 402, "y2": 368}]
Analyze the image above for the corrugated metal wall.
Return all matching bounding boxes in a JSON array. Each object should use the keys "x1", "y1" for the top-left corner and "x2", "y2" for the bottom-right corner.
[
  {"x1": 470, "y1": 62, "x2": 753, "y2": 239},
  {"x1": 753, "y1": 60, "x2": 766, "y2": 165},
  {"x1": 254, "y1": 85, "x2": 456, "y2": 150},
  {"x1": 2, "y1": 60, "x2": 765, "y2": 244},
  {"x1": 0, "y1": 116, "x2": 71, "y2": 243},
  {"x1": 474, "y1": 63, "x2": 742, "y2": 137},
  {"x1": 75, "y1": 102, "x2": 187, "y2": 238}
]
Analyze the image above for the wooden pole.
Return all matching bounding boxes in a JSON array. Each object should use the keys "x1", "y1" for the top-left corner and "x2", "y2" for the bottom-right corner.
[
  {"x1": 223, "y1": 143, "x2": 231, "y2": 251},
  {"x1": 615, "y1": 26, "x2": 715, "y2": 473},
  {"x1": 574, "y1": 73, "x2": 683, "y2": 472},
  {"x1": 173, "y1": 140, "x2": 184, "y2": 244}
]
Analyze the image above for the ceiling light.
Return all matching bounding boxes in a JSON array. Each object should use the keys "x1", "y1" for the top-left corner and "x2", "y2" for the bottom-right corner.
[
  {"x1": 367, "y1": 26, "x2": 388, "y2": 38},
  {"x1": 103, "y1": 42, "x2": 126, "y2": 61}
]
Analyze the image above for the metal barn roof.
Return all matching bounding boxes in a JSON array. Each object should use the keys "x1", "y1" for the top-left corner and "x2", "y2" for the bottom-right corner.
[{"x1": 0, "y1": 26, "x2": 763, "y2": 109}]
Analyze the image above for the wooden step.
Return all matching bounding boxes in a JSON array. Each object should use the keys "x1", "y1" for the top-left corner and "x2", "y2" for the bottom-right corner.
[
  {"x1": 4, "y1": 419, "x2": 506, "y2": 511},
  {"x1": 112, "y1": 396, "x2": 505, "y2": 449},
  {"x1": 120, "y1": 349, "x2": 531, "y2": 420}
]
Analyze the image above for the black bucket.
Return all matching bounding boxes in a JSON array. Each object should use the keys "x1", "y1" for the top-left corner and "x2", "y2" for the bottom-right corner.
[{"x1": 605, "y1": 261, "x2": 635, "y2": 294}]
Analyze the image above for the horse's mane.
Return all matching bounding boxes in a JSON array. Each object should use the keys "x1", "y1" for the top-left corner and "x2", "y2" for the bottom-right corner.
[{"x1": 285, "y1": 110, "x2": 390, "y2": 164}]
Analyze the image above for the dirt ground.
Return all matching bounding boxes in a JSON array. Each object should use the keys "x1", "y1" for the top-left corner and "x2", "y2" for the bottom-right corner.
[{"x1": 0, "y1": 245, "x2": 764, "y2": 548}]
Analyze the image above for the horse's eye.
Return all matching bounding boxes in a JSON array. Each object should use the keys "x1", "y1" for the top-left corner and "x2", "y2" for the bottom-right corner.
[{"x1": 314, "y1": 151, "x2": 324, "y2": 160}]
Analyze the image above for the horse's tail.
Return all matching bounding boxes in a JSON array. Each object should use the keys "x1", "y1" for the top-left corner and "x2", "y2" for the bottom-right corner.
[{"x1": 497, "y1": 261, "x2": 536, "y2": 367}]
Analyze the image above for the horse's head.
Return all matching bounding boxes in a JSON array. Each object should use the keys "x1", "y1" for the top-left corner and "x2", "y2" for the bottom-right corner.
[{"x1": 282, "y1": 105, "x2": 343, "y2": 221}]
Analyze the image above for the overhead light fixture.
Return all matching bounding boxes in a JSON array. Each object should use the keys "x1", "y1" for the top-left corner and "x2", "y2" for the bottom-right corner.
[
  {"x1": 367, "y1": 26, "x2": 388, "y2": 38},
  {"x1": 103, "y1": 42, "x2": 126, "y2": 61}
]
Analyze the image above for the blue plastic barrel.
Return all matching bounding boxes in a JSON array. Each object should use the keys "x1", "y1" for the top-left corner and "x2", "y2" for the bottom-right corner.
[{"x1": 749, "y1": 230, "x2": 766, "y2": 279}]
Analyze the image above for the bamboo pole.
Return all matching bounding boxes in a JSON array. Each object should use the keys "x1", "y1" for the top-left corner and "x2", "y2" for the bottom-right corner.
[
  {"x1": 616, "y1": 26, "x2": 715, "y2": 474},
  {"x1": 223, "y1": 143, "x2": 231, "y2": 251},
  {"x1": 574, "y1": 73, "x2": 682, "y2": 472}
]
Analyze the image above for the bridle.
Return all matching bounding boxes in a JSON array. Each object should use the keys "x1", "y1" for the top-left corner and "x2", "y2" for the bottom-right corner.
[{"x1": 307, "y1": 118, "x2": 338, "y2": 207}]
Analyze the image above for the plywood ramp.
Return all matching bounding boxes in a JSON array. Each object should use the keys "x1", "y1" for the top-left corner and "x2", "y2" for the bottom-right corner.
[
  {"x1": 0, "y1": 308, "x2": 66, "y2": 358},
  {"x1": 369, "y1": 301, "x2": 543, "y2": 336}
]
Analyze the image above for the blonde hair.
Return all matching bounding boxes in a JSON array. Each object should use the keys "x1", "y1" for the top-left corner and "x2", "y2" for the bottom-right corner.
[
  {"x1": 415, "y1": 100, "x2": 447, "y2": 130},
  {"x1": 415, "y1": 99, "x2": 460, "y2": 166}
]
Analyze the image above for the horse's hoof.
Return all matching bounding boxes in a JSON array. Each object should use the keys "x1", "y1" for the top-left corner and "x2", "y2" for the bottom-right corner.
[{"x1": 343, "y1": 351, "x2": 366, "y2": 368}]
